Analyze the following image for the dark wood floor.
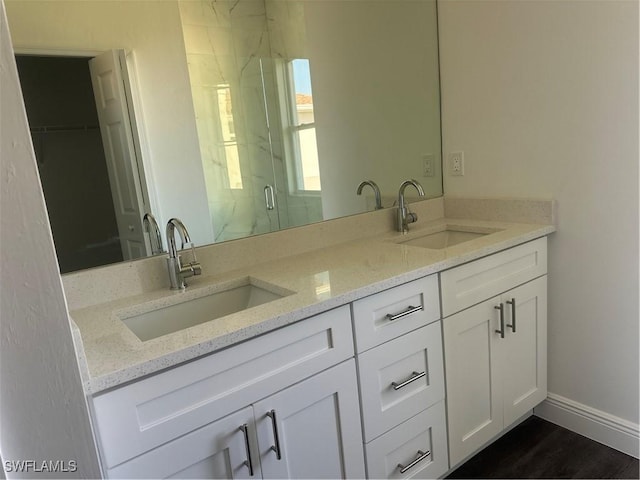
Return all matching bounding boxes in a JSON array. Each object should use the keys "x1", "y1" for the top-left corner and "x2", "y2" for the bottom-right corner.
[{"x1": 446, "y1": 416, "x2": 639, "y2": 479}]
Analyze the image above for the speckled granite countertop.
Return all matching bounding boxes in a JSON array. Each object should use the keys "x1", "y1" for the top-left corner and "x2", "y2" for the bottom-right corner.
[{"x1": 70, "y1": 216, "x2": 554, "y2": 395}]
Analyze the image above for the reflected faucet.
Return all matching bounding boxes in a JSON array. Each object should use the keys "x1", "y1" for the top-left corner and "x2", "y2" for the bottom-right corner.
[
  {"x1": 143, "y1": 213, "x2": 164, "y2": 255},
  {"x1": 356, "y1": 180, "x2": 382, "y2": 210},
  {"x1": 397, "y1": 179, "x2": 425, "y2": 233},
  {"x1": 166, "y1": 218, "x2": 202, "y2": 290}
]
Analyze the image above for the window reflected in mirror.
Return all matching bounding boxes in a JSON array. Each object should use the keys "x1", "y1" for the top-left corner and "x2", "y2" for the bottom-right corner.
[{"x1": 285, "y1": 58, "x2": 321, "y2": 193}]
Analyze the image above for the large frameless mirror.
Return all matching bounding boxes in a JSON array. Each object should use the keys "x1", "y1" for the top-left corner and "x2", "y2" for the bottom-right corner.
[{"x1": 6, "y1": 0, "x2": 443, "y2": 273}]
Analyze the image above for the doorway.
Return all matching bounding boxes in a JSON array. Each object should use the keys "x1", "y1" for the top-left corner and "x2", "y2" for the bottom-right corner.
[
  {"x1": 16, "y1": 52, "x2": 151, "y2": 273},
  {"x1": 16, "y1": 55, "x2": 124, "y2": 273}
]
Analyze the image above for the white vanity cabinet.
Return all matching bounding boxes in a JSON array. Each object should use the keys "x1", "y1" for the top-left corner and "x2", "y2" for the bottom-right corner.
[
  {"x1": 91, "y1": 306, "x2": 365, "y2": 479},
  {"x1": 87, "y1": 233, "x2": 552, "y2": 479},
  {"x1": 352, "y1": 275, "x2": 450, "y2": 479},
  {"x1": 441, "y1": 238, "x2": 548, "y2": 468}
]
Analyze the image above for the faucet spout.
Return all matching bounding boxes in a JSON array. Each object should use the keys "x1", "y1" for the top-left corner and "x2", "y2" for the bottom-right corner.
[
  {"x1": 397, "y1": 179, "x2": 425, "y2": 233},
  {"x1": 166, "y1": 218, "x2": 202, "y2": 290},
  {"x1": 357, "y1": 180, "x2": 383, "y2": 210}
]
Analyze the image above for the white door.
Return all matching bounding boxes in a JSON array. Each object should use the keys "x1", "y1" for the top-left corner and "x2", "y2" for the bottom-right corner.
[
  {"x1": 89, "y1": 50, "x2": 148, "y2": 259},
  {"x1": 443, "y1": 297, "x2": 504, "y2": 467},
  {"x1": 107, "y1": 406, "x2": 261, "y2": 479},
  {"x1": 255, "y1": 360, "x2": 365, "y2": 479},
  {"x1": 502, "y1": 277, "x2": 548, "y2": 426}
]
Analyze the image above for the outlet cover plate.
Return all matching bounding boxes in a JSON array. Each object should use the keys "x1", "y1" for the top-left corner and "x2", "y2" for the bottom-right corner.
[
  {"x1": 449, "y1": 151, "x2": 464, "y2": 176},
  {"x1": 422, "y1": 154, "x2": 435, "y2": 177}
]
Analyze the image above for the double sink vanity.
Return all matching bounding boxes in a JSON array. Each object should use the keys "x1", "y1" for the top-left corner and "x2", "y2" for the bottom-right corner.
[{"x1": 65, "y1": 197, "x2": 555, "y2": 479}]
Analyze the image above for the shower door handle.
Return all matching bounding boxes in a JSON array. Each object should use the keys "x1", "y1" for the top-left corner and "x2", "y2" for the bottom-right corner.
[{"x1": 264, "y1": 185, "x2": 275, "y2": 211}]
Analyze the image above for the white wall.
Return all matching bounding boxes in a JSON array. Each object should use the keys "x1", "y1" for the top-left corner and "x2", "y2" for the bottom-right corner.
[
  {"x1": 0, "y1": 2, "x2": 101, "y2": 476},
  {"x1": 439, "y1": 0, "x2": 639, "y2": 431},
  {"x1": 303, "y1": 0, "x2": 443, "y2": 218},
  {"x1": 4, "y1": 0, "x2": 214, "y2": 245}
]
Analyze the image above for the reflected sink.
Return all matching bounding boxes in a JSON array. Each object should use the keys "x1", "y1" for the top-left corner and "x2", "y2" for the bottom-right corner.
[
  {"x1": 397, "y1": 226, "x2": 503, "y2": 250},
  {"x1": 121, "y1": 279, "x2": 292, "y2": 342}
]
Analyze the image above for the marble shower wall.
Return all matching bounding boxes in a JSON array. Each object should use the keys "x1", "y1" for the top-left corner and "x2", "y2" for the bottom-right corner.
[{"x1": 179, "y1": 0, "x2": 322, "y2": 243}]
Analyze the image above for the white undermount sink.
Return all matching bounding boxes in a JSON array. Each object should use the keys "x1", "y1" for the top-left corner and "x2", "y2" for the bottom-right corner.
[
  {"x1": 396, "y1": 226, "x2": 503, "y2": 250},
  {"x1": 121, "y1": 278, "x2": 292, "y2": 342}
]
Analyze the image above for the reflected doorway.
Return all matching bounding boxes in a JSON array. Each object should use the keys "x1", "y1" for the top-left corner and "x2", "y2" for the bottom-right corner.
[{"x1": 16, "y1": 53, "x2": 149, "y2": 273}]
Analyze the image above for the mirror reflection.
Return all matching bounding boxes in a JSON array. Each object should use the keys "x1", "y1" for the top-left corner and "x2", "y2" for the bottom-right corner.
[{"x1": 6, "y1": 0, "x2": 443, "y2": 273}]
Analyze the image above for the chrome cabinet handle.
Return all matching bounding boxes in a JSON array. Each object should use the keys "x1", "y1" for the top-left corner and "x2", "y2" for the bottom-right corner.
[
  {"x1": 239, "y1": 424, "x2": 254, "y2": 476},
  {"x1": 506, "y1": 298, "x2": 516, "y2": 332},
  {"x1": 392, "y1": 371, "x2": 426, "y2": 390},
  {"x1": 264, "y1": 185, "x2": 275, "y2": 211},
  {"x1": 495, "y1": 303, "x2": 505, "y2": 338},
  {"x1": 397, "y1": 449, "x2": 431, "y2": 474},
  {"x1": 266, "y1": 410, "x2": 282, "y2": 460},
  {"x1": 386, "y1": 305, "x2": 422, "y2": 321}
]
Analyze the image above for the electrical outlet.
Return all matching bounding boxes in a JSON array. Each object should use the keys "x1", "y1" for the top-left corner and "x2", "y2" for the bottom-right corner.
[
  {"x1": 449, "y1": 151, "x2": 464, "y2": 176},
  {"x1": 422, "y1": 154, "x2": 435, "y2": 177}
]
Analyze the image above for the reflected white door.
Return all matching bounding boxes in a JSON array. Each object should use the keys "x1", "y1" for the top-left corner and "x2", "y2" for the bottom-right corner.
[{"x1": 89, "y1": 50, "x2": 148, "y2": 259}]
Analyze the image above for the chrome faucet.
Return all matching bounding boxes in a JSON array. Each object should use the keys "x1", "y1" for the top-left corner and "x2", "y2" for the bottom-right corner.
[
  {"x1": 397, "y1": 179, "x2": 425, "y2": 233},
  {"x1": 143, "y1": 212, "x2": 164, "y2": 255},
  {"x1": 357, "y1": 180, "x2": 383, "y2": 210},
  {"x1": 166, "y1": 218, "x2": 202, "y2": 290}
]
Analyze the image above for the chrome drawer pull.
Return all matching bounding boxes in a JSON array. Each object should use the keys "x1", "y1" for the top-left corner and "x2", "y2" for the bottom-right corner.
[
  {"x1": 239, "y1": 424, "x2": 254, "y2": 476},
  {"x1": 386, "y1": 305, "x2": 422, "y2": 321},
  {"x1": 494, "y1": 303, "x2": 505, "y2": 338},
  {"x1": 392, "y1": 370, "x2": 426, "y2": 390},
  {"x1": 266, "y1": 410, "x2": 282, "y2": 460},
  {"x1": 398, "y1": 449, "x2": 431, "y2": 473},
  {"x1": 506, "y1": 298, "x2": 516, "y2": 332}
]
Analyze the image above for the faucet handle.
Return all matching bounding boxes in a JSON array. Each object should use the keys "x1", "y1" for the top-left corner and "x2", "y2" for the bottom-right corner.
[
  {"x1": 183, "y1": 242, "x2": 202, "y2": 277},
  {"x1": 187, "y1": 241, "x2": 198, "y2": 261},
  {"x1": 179, "y1": 261, "x2": 201, "y2": 279},
  {"x1": 180, "y1": 243, "x2": 202, "y2": 279},
  {"x1": 191, "y1": 262, "x2": 202, "y2": 276},
  {"x1": 406, "y1": 212, "x2": 418, "y2": 224}
]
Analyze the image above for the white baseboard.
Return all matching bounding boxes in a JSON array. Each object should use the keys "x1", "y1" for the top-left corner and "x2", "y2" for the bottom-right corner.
[{"x1": 534, "y1": 393, "x2": 639, "y2": 459}]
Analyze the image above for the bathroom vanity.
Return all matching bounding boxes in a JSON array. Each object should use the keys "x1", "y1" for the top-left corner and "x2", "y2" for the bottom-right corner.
[{"x1": 66, "y1": 198, "x2": 555, "y2": 479}]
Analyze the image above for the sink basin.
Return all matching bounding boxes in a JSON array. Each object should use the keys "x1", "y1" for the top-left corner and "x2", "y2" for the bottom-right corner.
[
  {"x1": 397, "y1": 226, "x2": 503, "y2": 250},
  {"x1": 121, "y1": 279, "x2": 291, "y2": 342}
]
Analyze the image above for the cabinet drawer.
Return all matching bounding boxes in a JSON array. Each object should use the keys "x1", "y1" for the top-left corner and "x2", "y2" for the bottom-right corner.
[
  {"x1": 352, "y1": 275, "x2": 439, "y2": 352},
  {"x1": 440, "y1": 237, "x2": 547, "y2": 317},
  {"x1": 357, "y1": 322, "x2": 444, "y2": 442},
  {"x1": 365, "y1": 401, "x2": 449, "y2": 479},
  {"x1": 92, "y1": 306, "x2": 353, "y2": 469}
]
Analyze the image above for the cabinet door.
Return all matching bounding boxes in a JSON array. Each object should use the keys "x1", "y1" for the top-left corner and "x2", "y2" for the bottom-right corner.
[
  {"x1": 255, "y1": 360, "x2": 365, "y2": 479},
  {"x1": 502, "y1": 276, "x2": 547, "y2": 426},
  {"x1": 107, "y1": 406, "x2": 260, "y2": 479},
  {"x1": 443, "y1": 298, "x2": 504, "y2": 467}
]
